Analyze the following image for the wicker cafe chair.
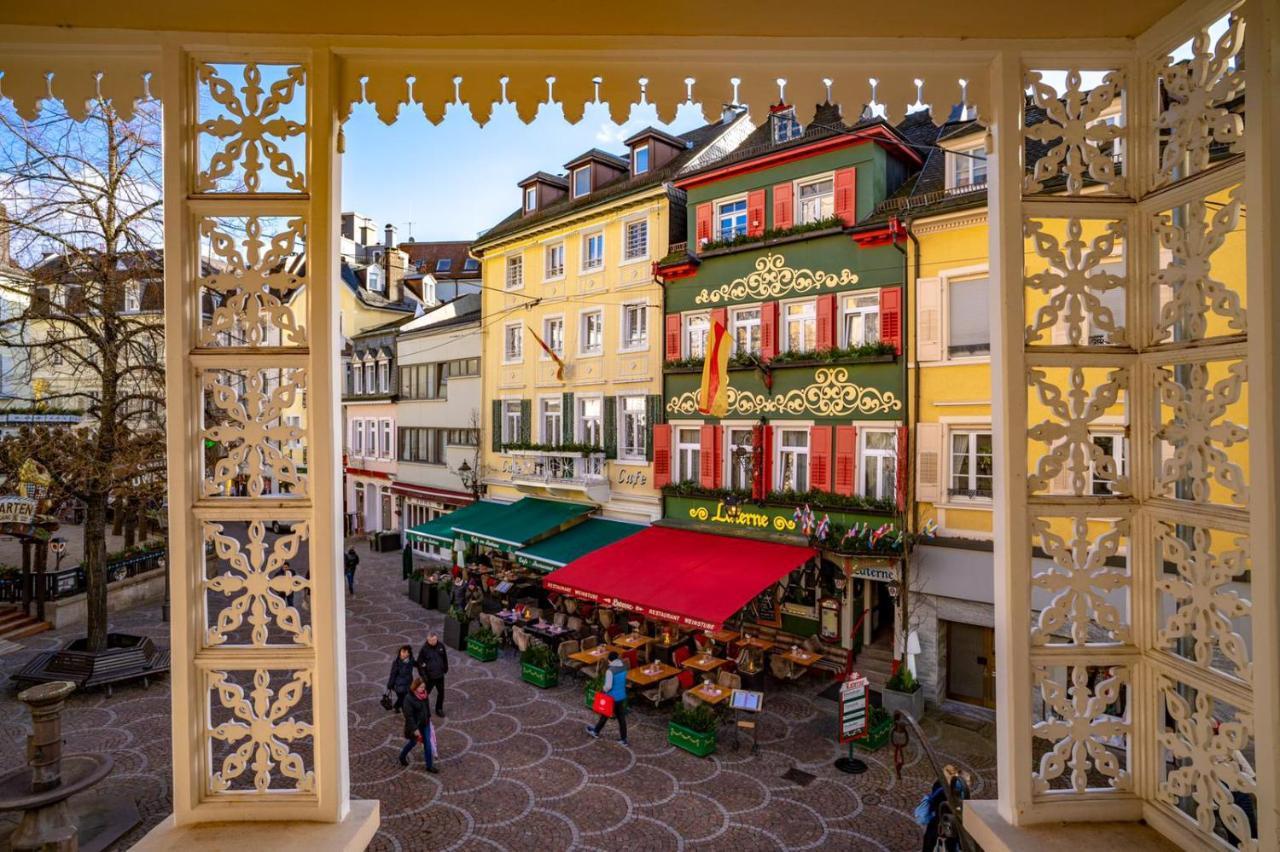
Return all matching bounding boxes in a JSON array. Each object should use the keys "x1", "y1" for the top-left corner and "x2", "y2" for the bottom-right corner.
[
  {"x1": 682, "y1": 690, "x2": 704, "y2": 711},
  {"x1": 642, "y1": 675, "x2": 680, "y2": 709},
  {"x1": 770, "y1": 653, "x2": 797, "y2": 682},
  {"x1": 566, "y1": 616, "x2": 584, "y2": 634},
  {"x1": 559, "y1": 639, "x2": 582, "y2": 673},
  {"x1": 581, "y1": 635, "x2": 599, "y2": 651},
  {"x1": 598, "y1": 609, "x2": 614, "y2": 630},
  {"x1": 553, "y1": 612, "x2": 567, "y2": 628},
  {"x1": 717, "y1": 670, "x2": 742, "y2": 691},
  {"x1": 804, "y1": 635, "x2": 823, "y2": 655},
  {"x1": 513, "y1": 626, "x2": 531, "y2": 654}
]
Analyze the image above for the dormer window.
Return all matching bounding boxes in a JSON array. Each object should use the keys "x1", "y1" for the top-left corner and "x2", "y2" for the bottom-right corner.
[
  {"x1": 772, "y1": 108, "x2": 802, "y2": 143},
  {"x1": 435, "y1": 258, "x2": 452, "y2": 273},
  {"x1": 572, "y1": 165, "x2": 592, "y2": 198},
  {"x1": 463, "y1": 258, "x2": 479, "y2": 271},
  {"x1": 946, "y1": 141, "x2": 988, "y2": 190},
  {"x1": 124, "y1": 281, "x2": 141, "y2": 313},
  {"x1": 524, "y1": 186, "x2": 537, "y2": 212},
  {"x1": 366, "y1": 264, "x2": 384, "y2": 293},
  {"x1": 633, "y1": 143, "x2": 650, "y2": 175}
]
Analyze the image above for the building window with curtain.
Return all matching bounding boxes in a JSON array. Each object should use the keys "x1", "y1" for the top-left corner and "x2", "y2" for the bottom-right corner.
[
  {"x1": 947, "y1": 276, "x2": 990, "y2": 356},
  {"x1": 502, "y1": 400, "x2": 523, "y2": 444},
  {"x1": 776, "y1": 428, "x2": 810, "y2": 492},
  {"x1": 842, "y1": 292, "x2": 880, "y2": 347},
  {"x1": 540, "y1": 397, "x2": 562, "y2": 446},
  {"x1": 726, "y1": 427, "x2": 754, "y2": 490},
  {"x1": 684, "y1": 313, "x2": 709, "y2": 358},
  {"x1": 577, "y1": 397, "x2": 603, "y2": 446},
  {"x1": 618, "y1": 396, "x2": 646, "y2": 460},
  {"x1": 675, "y1": 427, "x2": 701, "y2": 482},
  {"x1": 784, "y1": 300, "x2": 817, "y2": 352},
  {"x1": 732, "y1": 307, "x2": 761, "y2": 355},
  {"x1": 861, "y1": 429, "x2": 898, "y2": 502},
  {"x1": 949, "y1": 430, "x2": 993, "y2": 500}
]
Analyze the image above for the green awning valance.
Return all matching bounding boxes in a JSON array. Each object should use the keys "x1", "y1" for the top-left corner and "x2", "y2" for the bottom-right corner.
[
  {"x1": 514, "y1": 518, "x2": 643, "y2": 571},
  {"x1": 451, "y1": 497, "x2": 593, "y2": 553},
  {"x1": 404, "y1": 500, "x2": 508, "y2": 545}
]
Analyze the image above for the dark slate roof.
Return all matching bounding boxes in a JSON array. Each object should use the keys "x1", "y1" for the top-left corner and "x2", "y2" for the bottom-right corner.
[
  {"x1": 564, "y1": 148, "x2": 629, "y2": 170},
  {"x1": 518, "y1": 171, "x2": 569, "y2": 188},
  {"x1": 474, "y1": 115, "x2": 745, "y2": 250},
  {"x1": 623, "y1": 126, "x2": 689, "y2": 149},
  {"x1": 338, "y1": 260, "x2": 415, "y2": 313},
  {"x1": 397, "y1": 240, "x2": 481, "y2": 279}
]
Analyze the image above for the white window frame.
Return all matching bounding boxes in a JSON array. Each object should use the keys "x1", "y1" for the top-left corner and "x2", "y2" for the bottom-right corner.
[
  {"x1": 366, "y1": 264, "x2": 384, "y2": 293},
  {"x1": 724, "y1": 424, "x2": 755, "y2": 491},
  {"x1": 502, "y1": 399, "x2": 523, "y2": 445},
  {"x1": 363, "y1": 362, "x2": 375, "y2": 394},
  {"x1": 352, "y1": 362, "x2": 364, "y2": 394},
  {"x1": 1090, "y1": 431, "x2": 1128, "y2": 496},
  {"x1": 502, "y1": 322, "x2": 523, "y2": 364},
  {"x1": 945, "y1": 140, "x2": 988, "y2": 190},
  {"x1": 941, "y1": 266, "x2": 992, "y2": 363},
  {"x1": 674, "y1": 425, "x2": 702, "y2": 483},
  {"x1": 948, "y1": 428, "x2": 994, "y2": 502},
  {"x1": 579, "y1": 309, "x2": 604, "y2": 356},
  {"x1": 350, "y1": 418, "x2": 363, "y2": 454},
  {"x1": 541, "y1": 314, "x2": 565, "y2": 358},
  {"x1": 539, "y1": 396, "x2": 563, "y2": 447},
  {"x1": 380, "y1": 419, "x2": 393, "y2": 459},
  {"x1": 715, "y1": 195, "x2": 749, "y2": 241},
  {"x1": 572, "y1": 164, "x2": 592, "y2": 198},
  {"x1": 581, "y1": 230, "x2": 605, "y2": 272},
  {"x1": 841, "y1": 291, "x2": 881, "y2": 348},
  {"x1": 683, "y1": 311, "x2": 710, "y2": 359},
  {"x1": 774, "y1": 427, "x2": 811, "y2": 493},
  {"x1": 524, "y1": 186, "x2": 536, "y2": 212},
  {"x1": 544, "y1": 242, "x2": 565, "y2": 280},
  {"x1": 781, "y1": 297, "x2": 818, "y2": 353},
  {"x1": 124, "y1": 281, "x2": 142, "y2": 313},
  {"x1": 617, "y1": 395, "x2": 647, "y2": 462},
  {"x1": 377, "y1": 359, "x2": 389, "y2": 393},
  {"x1": 859, "y1": 428, "x2": 898, "y2": 503},
  {"x1": 632, "y1": 143, "x2": 650, "y2": 175},
  {"x1": 731, "y1": 305, "x2": 762, "y2": 356},
  {"x1": 794, "y1": 172, "x2": 835, "y2": 225},
  {"x1": 622, "y1": 218, "x2": 649, "y2": 263},
  {"x1": 505, "y1": 254, "x2": 524, "y2": 290},
  {"x1": 772, "y1": 108, "x2": 803, "y2": 143},
  {"x1": 576, "y1": 395, "x2": 604, "y2": 447},
  {"x1": 619, "y1": 301, "x2": 649, "y2": 352}
]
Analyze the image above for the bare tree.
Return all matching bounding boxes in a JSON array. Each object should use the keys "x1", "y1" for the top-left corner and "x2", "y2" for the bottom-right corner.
[{"x1": 0, "y1": 96, "x2": 165, "y2": 651}]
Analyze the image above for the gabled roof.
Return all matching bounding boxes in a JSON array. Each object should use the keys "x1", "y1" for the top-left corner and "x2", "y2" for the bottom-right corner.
[
  {"x1": 518, "y1": 171, "x2": 569, "y2": 189},
  {"x1": 397, "y1": 240, "x2": 480, "y2": 280},
  {"x1": 338, "y1": 260, "x2": 415, "y2": 314},
  {"x1": 622, "y1": 126, "x2": 689, "y2": 149},
  {"x1": 563, "y1": 148, "x2": 629, "y2": 171}
]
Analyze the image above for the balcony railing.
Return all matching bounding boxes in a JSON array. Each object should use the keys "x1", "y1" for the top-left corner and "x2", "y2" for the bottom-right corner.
[{"x1": 505, "y1": 449, "x2": 610, "y2": 500}]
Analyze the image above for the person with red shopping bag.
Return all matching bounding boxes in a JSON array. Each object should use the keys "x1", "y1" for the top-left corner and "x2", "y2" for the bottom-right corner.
[
  {"x1": 398, "y1": 678, "x2": 438, "y2": 772},
  {"x1": 586, "y1": 651, "x2": 630, "y2": 746}
]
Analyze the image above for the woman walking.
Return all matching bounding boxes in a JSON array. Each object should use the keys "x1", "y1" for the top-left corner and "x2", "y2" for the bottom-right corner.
[
  {"x1": 386, "y1": 645, "x2": 415, "y2": 711},
  {"x1": 398, "y1": 678, "x2": 438, "y2": 772}
]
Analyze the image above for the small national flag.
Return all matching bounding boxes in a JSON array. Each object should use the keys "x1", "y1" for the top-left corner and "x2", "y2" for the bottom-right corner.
[
  {"x1": 697, "y1": 318, "x2": 733, "y2": 417},
  {"x1": 527, "y1": 325, "x2": 565, "y2": 381}
]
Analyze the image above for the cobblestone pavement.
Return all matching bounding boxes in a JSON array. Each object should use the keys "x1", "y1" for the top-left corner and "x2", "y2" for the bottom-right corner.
[{"x1": 0, "y1": 540, "x2": 997, "y2": 851}]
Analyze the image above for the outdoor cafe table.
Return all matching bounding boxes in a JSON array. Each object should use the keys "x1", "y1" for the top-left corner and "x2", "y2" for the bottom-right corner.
[
  {"x1": 687, "y1": 681, "x2": 731, "y2": 706},
  {"x1": 568, "y1": 645, "x2": 619, "y2": 666},
  {"x1": 780, "y1": 648, "x2": 822, "y2": 668},
  {"x1": 738, "y1": 636, "x2": 776, "y2": 652},
  {"x1": 681, "y1": 653, "x2": 727, "y2": 673},
  {"x1": 613, "y1": 633, "x2": 654, "y2": 651},
  {"x1": 707, "y1": 629, "x2": 739, "y2": 645},
  {"x1": 626, "y1": 661, "x2": 681, "y2": 687}
]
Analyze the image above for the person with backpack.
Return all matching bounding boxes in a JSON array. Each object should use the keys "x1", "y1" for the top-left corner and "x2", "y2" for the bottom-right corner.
[
  {"x1": 585, "y1": 651, "x2": 630, "y2": 746},
  {"x1": 343, "y1": 547, "x2": 359, "y2": 595},
  {"x1": 386, "y1": 645, "x2": 415, "y2": 711},
  {"x1": 915, "y1": 764, "x2": 971, "y2": 851},
  {"x1": 398, "y1": 678, "x2": 438, "y2": 772}
]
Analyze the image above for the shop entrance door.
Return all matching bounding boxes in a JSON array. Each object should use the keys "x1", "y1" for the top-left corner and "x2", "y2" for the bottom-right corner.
[{"x1": 946, "y1": 621, "x2": 995, "y2": 709}]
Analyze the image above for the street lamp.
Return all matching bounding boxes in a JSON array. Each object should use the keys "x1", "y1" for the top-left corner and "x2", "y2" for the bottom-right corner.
[{"x1": 456, "y1": 460, "x2": 480, "y2": 496}]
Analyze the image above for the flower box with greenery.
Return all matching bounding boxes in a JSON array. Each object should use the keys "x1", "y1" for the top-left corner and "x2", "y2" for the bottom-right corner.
[
  {"x1": 436, "y1": 577, "x2": 453, "y2": 613},
  {"x1": 500, "y1": 441, "x2": 604, "y2": 457},
  {"x1": 520, "y1": 642, "x2": 559, "y2": 689},
  {"x1": 443, "y1": 605, "x2": 470, "y2": 651},
  {"x1": 660, "y1": 481, "x2": 896, "y2": 516},
  {"x1": 698, "y1": 215, "x2": 845, "y2": 254},
  {"x1": 882, "y1": 662, "x2": 925, "y2": 719},
  {"x1": 668, "y1": 704, "x2": 718, "y2": 757},
  {"x1": 583, "y1": 673, "x2": 605, "y2": 709},
  {"x1": 466, "y1": 626, "x2": 499, "y2": 662},
  {"x1": 663, "y1": 342, "x2": 894, "y2": 373},
  {"x1": 852, "y1": 706, "x2": 894, "y2": 752}
]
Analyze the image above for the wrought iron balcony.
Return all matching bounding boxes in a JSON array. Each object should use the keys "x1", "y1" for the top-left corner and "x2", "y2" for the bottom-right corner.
[{"x1": 504, "y1": 448, "x2": 610, "y2": 502}]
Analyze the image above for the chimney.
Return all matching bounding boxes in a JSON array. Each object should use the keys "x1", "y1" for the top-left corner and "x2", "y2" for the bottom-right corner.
[
  {"x1": 386, "y1": 248, "x2": 407, "y2": 305},
  {"x1": 384, "y1": 223, "x2": 396, "y2": 249}
]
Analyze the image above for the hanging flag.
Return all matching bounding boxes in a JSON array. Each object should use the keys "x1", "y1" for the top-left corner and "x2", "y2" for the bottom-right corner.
[
  {"x1": 697, "y1": 319, "x2": 733, "y2": 417},
  {"x1": 527, "y1": 325, "x2": 565, "y2": 381}
]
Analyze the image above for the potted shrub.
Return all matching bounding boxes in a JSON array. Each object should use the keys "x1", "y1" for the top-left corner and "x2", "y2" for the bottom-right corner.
[
  {"x1": 583, "y1": 673, "x2": 604, "y2": 709},
  {"x1": 443, "y1": 606, "x2": 470, "y2": 651},
  {"x1": 466, "y1": 625, "x2": 499, "y2": 662},
  {"x1": 668, "y1": 704, "x2": 718, "y2": 757},
  {"x1": 436, "y1": 577, "x2": 453, "y2": 614},
  {"x1": 881, "y1": 662, "x2": 925, "y2": 720},
  {"x1": 407, "y1": 569, "x2": 423, "y2": 604},
  {"x1": 421, "y1": 574, "x2": 439, "y2": 609},
  {"x1": 853, "y1": 706, "x2": 894, "y2": 752},
  {"x1": 520, "y1": 642, "x2": 559, "y2": 689}
]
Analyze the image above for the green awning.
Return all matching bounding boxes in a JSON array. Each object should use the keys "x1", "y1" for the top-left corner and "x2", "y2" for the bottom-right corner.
[
  {"x1": 514, "y1": 518, "x2": 643, "y2": 571},
  {"x1": 404, "y1": 500, "x2": 510, "y2": 546},
  {"x1": 451, "y1": 497, "x2": 594, "y2": 553}
]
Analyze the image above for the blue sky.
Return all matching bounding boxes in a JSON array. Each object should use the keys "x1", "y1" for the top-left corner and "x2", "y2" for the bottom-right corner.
[{"x1": 341, "y1": 100, "x2": 710, "y2": 244}]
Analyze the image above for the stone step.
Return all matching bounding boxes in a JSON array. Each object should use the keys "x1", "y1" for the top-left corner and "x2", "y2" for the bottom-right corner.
[{"x1": 0, "y1": 606, "x2": 50, "y2": 641}]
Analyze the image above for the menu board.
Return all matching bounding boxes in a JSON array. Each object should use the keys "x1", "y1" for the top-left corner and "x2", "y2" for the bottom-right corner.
[
  {"x1": 839, "y1": 675, "x2": 869, "y2": 743},
  {"x1": 749, "y1": 584, "x2": 781, "y2": 627}
]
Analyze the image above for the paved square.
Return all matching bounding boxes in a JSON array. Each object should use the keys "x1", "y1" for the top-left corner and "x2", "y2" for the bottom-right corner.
[{"x1": 0, "y1": 543, "x2": 997, "y2": 850}]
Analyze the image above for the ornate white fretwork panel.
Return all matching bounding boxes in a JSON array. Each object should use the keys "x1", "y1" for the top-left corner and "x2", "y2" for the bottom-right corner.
[
  {"x1": 1024, "y1": 69, "x2": 1127, "y2": 196},
  {"x1": 199, "y1": 216, "x2": 309, "y2": 348},
  {"x1": 1032, "y1": 664, "x2": 1131, "y2": 794},
  {"x1": 1030, "y1": 515, "x2": 1130, "y2": 646},
  {"x1": 196, "y1": 63, "x2": 308, "y2": 194},
  {"x1": 207, "y1": 668, "x2": 315, "y2": 795},
  {"x1": 1026, "y1": 366, "x2": 1130, "y2": 497},
  {"x1": 201, "y1": 367, "x2": 309, "y2": 499},
  {"x1": 1152, "y1": 355, "x2": 1247, "y2": 508},
  {"x1": 203, "y1": 520, "x2": 312, "y2": 648}
]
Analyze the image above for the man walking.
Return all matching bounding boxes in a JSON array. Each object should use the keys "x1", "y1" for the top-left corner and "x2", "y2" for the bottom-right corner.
[
  {"x1": 415, "y1": 631, "x2": 449, "y2": 718},
  {"x1": 586, "y1": 651, "x2": 629, "y2": 746},
  {"x1": 343, "y1": 546, "x2": 359, "y2": 595}
]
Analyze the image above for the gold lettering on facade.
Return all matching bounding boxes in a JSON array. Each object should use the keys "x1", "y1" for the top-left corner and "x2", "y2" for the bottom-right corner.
[{"x1": 694, "y1": 253, "x2": 859, "y2": 305}]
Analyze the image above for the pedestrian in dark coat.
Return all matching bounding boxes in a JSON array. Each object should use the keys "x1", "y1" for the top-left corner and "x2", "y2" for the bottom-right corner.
[
  {"x1": 343, "y1": 547, "x2": 359, "y2": 595},
  {"x1": 386, "y1": 645, "x2": 415, "y2": 711},
  {"x1": 415, "y1": 632, "x2": 449, "y2": 717},
  {"x1": 398, "y1": 678, "x2": 437, "y2": 771}
]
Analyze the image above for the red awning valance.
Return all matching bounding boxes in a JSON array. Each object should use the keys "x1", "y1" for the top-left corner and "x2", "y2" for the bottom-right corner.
[{"x1": 543, "y1": 526, "x2": 815, "y2": 631}]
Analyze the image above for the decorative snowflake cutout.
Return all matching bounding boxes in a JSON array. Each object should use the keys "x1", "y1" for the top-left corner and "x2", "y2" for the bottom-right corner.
[
  {"x1": 196, "y1": 63, "x2": 307, "y2": 193},
  {"x1": 1031, "y1": 517, "x2": 1129, "y2": 645},
  {"x1": 1155, "y1": 14, "x2": 1246, "y2": 188},
  {"x1": 1032, "y1": 665, "x2": 1130, "y2": 793},
  {"x1": 205, "y1": 520, "x2": 311, "y2": 647},
  {"x1": 1024, "y1": 218, "x2": 1127, "y2": 346},
  {"x1": 200, "y1": 217, "x2": 308, "y2": 347},
  {"x1": 209, "y1": 669, "x2": 314, "y2": 793},
  {"x1": 1152, "y1": 185, "x2": 1245, "y2": 343},
  {"x1": 1027, "y1": 366, "x2": 1128, "y2": 496},
  {"x1": 1154, "y1": 523, "x2": 1251, "y2": 681},
  {"x1": 1155, "y1": 360, "x2": 1247, "y2": 505},
  {"x1": 1157, "y1": 681, "x2": 1256, "y2": 851},
  {"x1": 1024, "y1": 69, "x2": 1125, "y2": 195},
  {"x1": 203, "y1": 368, "x2": 307, "y2": 498}
]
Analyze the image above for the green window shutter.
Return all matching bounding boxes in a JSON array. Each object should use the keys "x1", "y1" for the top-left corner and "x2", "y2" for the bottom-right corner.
[
  {"x1": 520, "y1": 398, "x2": 532, "y2": 443},
  {"x1": 603, "y1": 396, "x2": 617, "y2": 459},
  {"x1": 491, "y1": 400, "x2": 502, "y2": 452},
  {"x1": 561, "y1": 392, "x2": 574, "y2": 445},
  {"x1": 645, "y1": 394, "x2": 664, "y2": 461}
]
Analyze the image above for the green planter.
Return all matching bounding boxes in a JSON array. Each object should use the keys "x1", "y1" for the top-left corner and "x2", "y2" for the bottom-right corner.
[
  {"x1": 521, "y1": 662, "x2": 559, "y2": 689},
  {"x1": 466, "y1": 637, "x2": 498, "y2": 662},
  {"x1": 584, "y1": 679, "x2": 604, "y2": 709},
  {"x1": 853, "y1": 714, "x2": 894, "y2": 751},
  {"x1": 668, "y1": 721, "x2": 717, "y2": 757}
]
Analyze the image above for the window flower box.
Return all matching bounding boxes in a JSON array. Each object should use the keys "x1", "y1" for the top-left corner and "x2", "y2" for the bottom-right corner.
[{"x1": 667, "y1": 721, "x2": 717, "y2": 757}]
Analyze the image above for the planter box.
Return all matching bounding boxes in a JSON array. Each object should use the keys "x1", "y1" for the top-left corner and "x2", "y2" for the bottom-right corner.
[
  {"x1": 881, "y1": 685, "x2": 925, "y2": 720},
  {"x1": 521, "y1": 663, "x2": 559, "y2": 689},
  {"x1": 422, "y1": 583, "x2": 439, "y2": 610},
  {"x1": 442, "y1": 616, "x2": 469, "y2": 651},
  {"x1": 853, "y1": 716, "x2": 894, "y2": 752},
  {"x1": 407, "y1": 578, "x2": 422, "y2": 603},
  {"x1": 466, "y1": 637, "x2": 498, "y2": 662},
  {"x1": 668, "y1": 721, "x2": 716, "y2": 757},
  {"x1": 436, "y1": 587, "x2": 452, "y2": 614}
]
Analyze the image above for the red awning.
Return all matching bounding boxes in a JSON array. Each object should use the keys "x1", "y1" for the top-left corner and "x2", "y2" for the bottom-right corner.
[{"x1": 542, "y1": 526, "x2": 815, "y2": 631}]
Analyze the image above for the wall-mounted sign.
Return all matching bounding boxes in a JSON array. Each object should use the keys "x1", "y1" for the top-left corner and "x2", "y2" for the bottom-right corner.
[
  {"x1": 848, "y1": 562, "x2": 901, "y2": 584},
  {"x1": 781, "y1": 601, "x2": 819, "y2": 620},
  {"x1": 820, "y1": 596, "x2": 842, "y2": 642},
  {"x1": 684, "y1": 500, "x2": 798, "y2": 533},
  {"x1": 839, "y1": 674, "x2": 870, "y2": 743},
  {"x1": 0, "y1": 497, "x2": 37, "y2": 526}
]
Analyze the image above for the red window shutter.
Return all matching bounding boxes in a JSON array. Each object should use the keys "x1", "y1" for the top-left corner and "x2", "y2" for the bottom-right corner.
[
  {"x1": 809, "y1": 426, "x2": 833, "y2": 492},
  {"x1": 896, "y1": 425, "x2": 910, "y2": 512},
  {"x1": 695, "y1": 203, "x2": 713, "y2": 245},
  {"x1": 747, "y1": 189, "x2": 767, "y2": 237},
  {"x1": 751, "y1": 424, "x2": 774, "y2": 500},
  {"x1": 760, "y1": 302, "x2": 779, "y2": 360},
  {"x1": 653, "y1": 425, "x2": 672, "y2": 487},
  {"x1": 710, "y1": 307, "x2": 728, "y2": 336},
  {"x1": 834, "y1": 425, "x2": 858, "y2": 496},
  {"x1": 665, "y1": 314, "x2": 682, "y2": 361},
  {"x1": 816, "y1": 294, "x2": 837, "y2": 351},
  {"x1": 773, "y1": 182, "x2": 794, "y2": 230},
  {"x1": 880, "y1": 286, "x2": 902, "y2": 354},
  {"x1": 834, "y1": 166, "x2": 857, "y2": 226},
  {"x1": 699, "y1": 424, "x2": 718, "y2": 488},
  {"x1": 711, "y1": 425, "x2": 724, "y2": 488}
]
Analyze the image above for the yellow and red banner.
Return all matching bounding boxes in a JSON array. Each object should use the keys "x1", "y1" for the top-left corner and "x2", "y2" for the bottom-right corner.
[
  {"x1": 697, "y1": 319, "x2": 733, "y2": 417},
  {"x1": 527, "y1": 325, "x2": 565, "y2": 381}
]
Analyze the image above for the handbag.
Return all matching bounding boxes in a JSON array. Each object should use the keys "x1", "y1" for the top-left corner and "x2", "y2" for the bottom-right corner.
[
  {"x1": 592, "y1": 691, "x2": 615, "y2": 718},
  {"x1": 380, "y1": 690, "x2": 395, "y2": 711}
]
